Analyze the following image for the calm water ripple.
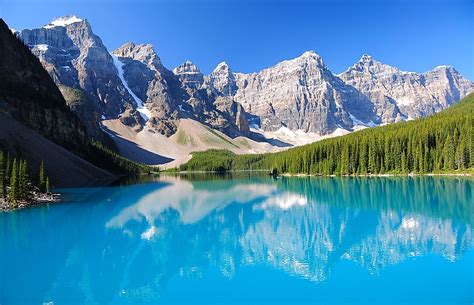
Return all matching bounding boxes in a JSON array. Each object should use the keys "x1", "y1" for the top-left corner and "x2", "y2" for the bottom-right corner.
[{"x1": 0, "y1": 175, "x2": 472, "y2": 305}]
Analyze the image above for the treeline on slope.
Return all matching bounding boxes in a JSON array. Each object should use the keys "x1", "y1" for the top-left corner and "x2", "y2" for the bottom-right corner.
[
  {"x1": 85, "y1": 141, "x2": 155, "y2": 175},
  {"x1": 0, "y1": 151, "x2": 51, "y2": 208},
  {"x1": 178, "y1": 94, "x2": 474, "y2": 175},
  {"x1": 175, "y1": 149, "x2": 267, "y2": 172}
]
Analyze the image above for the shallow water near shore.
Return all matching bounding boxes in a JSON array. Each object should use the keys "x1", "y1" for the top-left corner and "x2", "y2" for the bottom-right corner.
[{"x1": 0, "y1": 174, "x2": 472, "y2": 305}]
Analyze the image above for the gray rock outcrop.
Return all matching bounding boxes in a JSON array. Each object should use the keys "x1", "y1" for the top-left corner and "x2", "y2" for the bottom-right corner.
[{"x1": 18, "y1": 16, "x2": 474, "y2": 141}]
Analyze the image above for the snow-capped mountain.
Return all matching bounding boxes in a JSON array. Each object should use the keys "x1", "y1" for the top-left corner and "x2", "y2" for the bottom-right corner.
[{"x1": 15, "y1": 16, "x2": 474, "y2": 165}]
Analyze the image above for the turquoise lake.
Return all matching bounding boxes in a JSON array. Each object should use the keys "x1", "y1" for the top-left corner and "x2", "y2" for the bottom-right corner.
[{"x1": 0, "y1": 175, "x2": 472, "y2": 305}]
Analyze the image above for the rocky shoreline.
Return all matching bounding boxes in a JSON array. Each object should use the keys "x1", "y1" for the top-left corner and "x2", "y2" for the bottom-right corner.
[{"x1": 0, "y1": 193, "x2": 60, "y2": 212}]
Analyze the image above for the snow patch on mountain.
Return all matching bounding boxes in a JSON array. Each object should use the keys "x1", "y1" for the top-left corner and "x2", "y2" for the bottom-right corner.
[
  {"x1": 44, "y1": 15, "x2": 83, "y2": 29},
  {"x1": 349, "y1": 113, "x2": 377, "y2": 127},
  {"x1": 34, "y1": 44, "x2": 49, "y2": 52},
  {"x1": 396, "y1": 96, "x2": 415, "y2": 106},
  {"x1": 251, "y1": 126, "x2": 351, "y2": 146},
  {"x1": 111, "y1": 54, "x2": 151, "y2": 121}
]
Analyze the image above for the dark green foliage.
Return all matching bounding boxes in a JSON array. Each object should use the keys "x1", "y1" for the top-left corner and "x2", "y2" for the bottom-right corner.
[
  {"x1": 8, "y1": 159, "x2": 19, "y2": 204},
  {"x1": 85, "y1": 141, "x2": 155, "y2": 175},
  {"x1": 46, "y1": 177, "x2": 50, "y2": 194},
  {"x1": 18, "y1": 159, "x2": 31, "y2": 200},
  {"x1": 7, "y1": 158, "x2": 32, "y2": 203},
  {"x1": 0, "y1": 151, "x2": 52, "y2": 205},
  {"x1": 180, "y1": 94, "x2": 474, "y2": 175},
  {"x1": 0, "y1": 151, "x2": 5, "y2": 200},
  {"x1": 178, "y1": 149, "x2": 267, "y2": 172},
  {"x1": 5, "y1": 155, "x2": 11, "y2": 182},
  {"x1": 38, "y1": 161, "x2": 46, "y2": 192}
]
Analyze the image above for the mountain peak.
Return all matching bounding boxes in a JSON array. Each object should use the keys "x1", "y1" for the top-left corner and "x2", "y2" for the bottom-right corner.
[
  {"x1": 209, "y1": 61, "x2": 237, "y2": 95},
  {"x1": 114, "y1": 41, "x2": 156, "y2": 54},
  {"x1": 173, "y1": 61, "x2": 204, "y2": 89},
  {"x1": 173, "y1": 61, "x2": 201, "y2": 75},
  {"x1": 274, "y1": 50, "x2": 325, "y2": 70},
  {"x1": 360, "y1": 53, "x2": 373, "y2": 62},
  {"x1": 113, "y1": 42, "x2": 162, "y2": 69},
  {"x1": 213, "y1": 61, "x2": 231, "y2": 73},
  {"x1": 215, "y1": 61, "x2": 229, "y2": 69},
  {"x1": 121, "y1": 41, "x2": 137, "y2": 49},
  {"x1": 338, "y1": 54, "x2": 400, "y2": 77},
  {"x1": 433, "y1": 65, "x2": 456, "y2": 71},
  {"x1": 44, "y1": 15, "x2": 84, "y2": 29},
  {"x1": 297, "y1": 50, "x2": 325, "y2": 66},
  {"x1": 298, "y1": 50, "x2": 323, "y2": 62},
  {"x1": 301, "y1": 50, "x2": 318, "y2": 57}
]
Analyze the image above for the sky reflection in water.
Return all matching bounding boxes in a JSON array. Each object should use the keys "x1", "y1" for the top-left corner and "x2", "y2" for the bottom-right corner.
[{"x1": 0, "y1": 175, "x2": 472, "y2": 305}]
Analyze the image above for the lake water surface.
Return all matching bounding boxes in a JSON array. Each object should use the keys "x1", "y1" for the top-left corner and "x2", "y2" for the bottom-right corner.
[{"x1": 0, "y1": 175, "x2": 472, "y2": 305}]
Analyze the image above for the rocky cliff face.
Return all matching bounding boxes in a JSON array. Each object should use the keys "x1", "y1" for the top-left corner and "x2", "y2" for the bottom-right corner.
[
  {"x1": 0, "y1": 18, "x2": 115, "y2": 186},
  {"x1": 17, "y1": 17, "x2": 253, "y2": 139},
  {"x1": 112, "y1": 42, "x2": 180, "y2": 135},
  {"x1": 18, "y1": 16, "x2": 139, "y2": 137},
  {"x1": 207, "y1": 62, "x2": 238, "y2": 96},
  {"x1": 338, "y1": 54, "x2": 474, "y2": 121},
  {"x1": 112, "y1": 43, "x2": 250, "y2": 137},
  {"x1": 233, "y1": 51, "x2": 377, "y2": 133},
  {"x1": 173, "y1": 61, "x2": 205, "y2": 89},
  {"x1": 17, "y1": 16, "x2": 473, "y2": 144},
  {"x1": 0, "y1": 19, "x2": 87, "y2": 149}
]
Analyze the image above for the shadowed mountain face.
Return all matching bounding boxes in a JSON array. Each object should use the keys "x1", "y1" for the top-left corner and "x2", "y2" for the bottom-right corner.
[
  {"x1": 0, "y1": 18, "x2": 115, "y2": 186},
  {"x1": 16, "y1": 16, "x2": 474, "y2": 142},
  {"x1": 0, "y1": 19, "x2": 87, "y2": 149},
  {"x1": 0, "y1": 175, "x2": 471, "y2": 304}
]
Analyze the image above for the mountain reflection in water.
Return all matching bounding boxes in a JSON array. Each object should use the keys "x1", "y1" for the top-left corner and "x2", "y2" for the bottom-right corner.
[{"x1": 0, "y1": 175, "x2": 472, "y2": 305}]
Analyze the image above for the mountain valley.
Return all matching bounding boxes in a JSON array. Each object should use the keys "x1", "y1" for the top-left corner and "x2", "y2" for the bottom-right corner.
[{"x1": 11, "y1": 15, "x2": 474, "y2": 168}]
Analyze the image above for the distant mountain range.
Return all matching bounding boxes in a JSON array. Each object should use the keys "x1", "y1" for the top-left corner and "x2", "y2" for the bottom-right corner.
[{"x1": 12, "y1": 15, "x2": 474, "y2": 166}]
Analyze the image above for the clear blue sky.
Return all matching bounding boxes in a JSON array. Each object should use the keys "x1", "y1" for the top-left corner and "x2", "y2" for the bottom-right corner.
[{"x1": 2, "y1": 0, "x2": 473, "y2": 79}]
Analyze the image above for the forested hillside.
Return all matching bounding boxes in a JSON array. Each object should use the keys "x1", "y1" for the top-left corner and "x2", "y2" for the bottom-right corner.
[
  {"x1": 178, "y1": 94, "x2": 474, "y2": 175},
  {"x1": 0, "y1": 19, "x2": 152, "y2": 187}
]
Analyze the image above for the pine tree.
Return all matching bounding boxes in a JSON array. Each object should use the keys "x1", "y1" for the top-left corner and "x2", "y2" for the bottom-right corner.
[
  {"x1": 18, "y1": 159, "x2": 31, "y2": 200},
  {"x1": 8, "y1": 159, "x2": 19, "y2": 204},
  {"x1": 5, "y1": 155, "x2": 12, "y2": 182},
  {"x1": 39, "y1": 161, "x2": 46, "y2": 192},
  {"x1": 445, "y1": 134, "x2": 456, "y2": 170},
  {"x1": 0, "y1": 151, "x2": 5, "y2": 200},
  {"x1": 340, "y1": 145, "x2": 349, "y2": 175},
  {"x1": 46, "y1": 177, "x2": 50, "y2": 194}
]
